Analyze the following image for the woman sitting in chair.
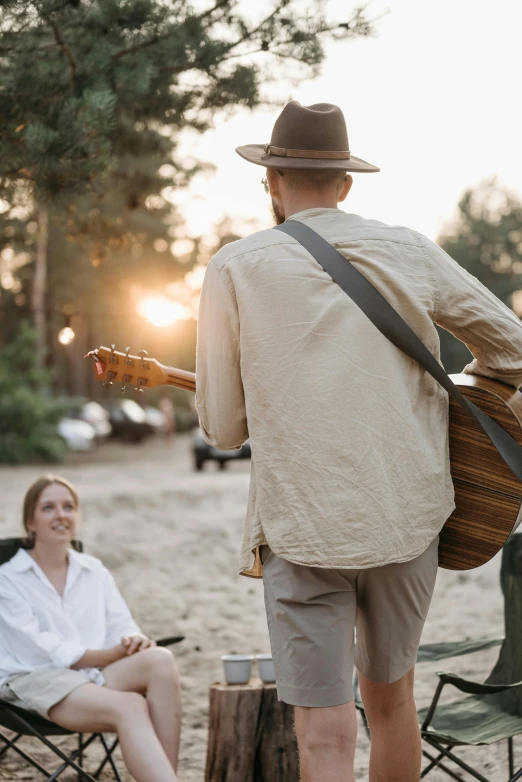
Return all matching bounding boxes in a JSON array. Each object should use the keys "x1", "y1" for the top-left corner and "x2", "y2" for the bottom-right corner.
[{"x1": 0, "y1": 475, "x2": 182, "y2": 782}]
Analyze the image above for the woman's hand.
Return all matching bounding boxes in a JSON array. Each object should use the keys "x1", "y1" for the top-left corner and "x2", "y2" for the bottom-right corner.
[{"x1": 121, "y1": 634, "x2": 156, "y2": 655}]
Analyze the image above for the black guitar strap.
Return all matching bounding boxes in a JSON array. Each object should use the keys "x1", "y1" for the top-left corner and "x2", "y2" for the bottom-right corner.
[{"x1": 275, "y1": 219, "x2": 522, "y2": 483}]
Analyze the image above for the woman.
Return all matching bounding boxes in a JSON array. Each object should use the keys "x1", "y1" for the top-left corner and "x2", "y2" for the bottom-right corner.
[{"x1": 0, "y1": 475, "x2": 181, "y2": 782}]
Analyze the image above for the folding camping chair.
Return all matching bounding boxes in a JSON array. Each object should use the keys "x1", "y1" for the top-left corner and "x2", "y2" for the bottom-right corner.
[
  {"x1": 0, "y1": 537, "x2": 184, "y2": 781},
  {"x1": 355, "y1": 532, "x2": 522, "y2": 782}
]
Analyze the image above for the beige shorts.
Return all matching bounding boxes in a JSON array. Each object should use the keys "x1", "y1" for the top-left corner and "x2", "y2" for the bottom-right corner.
[
  {"x1": 0, "y1": 668, "x2": 100, "y2": 720},
  {"x1": 262, "y1": 535, "x2": 439, "y2": 707}
]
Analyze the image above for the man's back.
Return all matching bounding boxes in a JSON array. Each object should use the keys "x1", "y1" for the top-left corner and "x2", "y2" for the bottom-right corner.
[{"x1": 196, "y1": 207, "x2": 522, "y2": 576}]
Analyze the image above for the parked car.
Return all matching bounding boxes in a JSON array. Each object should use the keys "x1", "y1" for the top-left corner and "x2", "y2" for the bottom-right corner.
[
  {"x1": 57, "y1": 419, "x2": 96, "y2": 451},
  {"x1": 192, "y1": 427, "x2": 251, "y2": 471},
  {"x1": 143, "y1": 405, "x2": 167, "y2": 435},
  {"x1": 104, "y1": 399, "x2": 156, "y2": 443},
  {"x1": 78, "y1": 401, "x2": 112, "y2": 440}
]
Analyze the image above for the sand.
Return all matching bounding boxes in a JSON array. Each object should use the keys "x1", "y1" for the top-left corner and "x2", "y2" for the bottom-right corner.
[{"x1": 0, "y1": 434, "x2": 511, "y2": 781}]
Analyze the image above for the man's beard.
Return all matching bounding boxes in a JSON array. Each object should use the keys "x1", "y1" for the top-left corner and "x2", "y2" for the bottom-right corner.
[{"x1": 271, "y1": 198, "x2": 285, "y2": 225}]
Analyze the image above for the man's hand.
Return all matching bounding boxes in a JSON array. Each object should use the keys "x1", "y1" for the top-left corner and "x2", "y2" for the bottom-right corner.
[{"x1": 121, "y1": 634, "x2": 156, "y2": 655}]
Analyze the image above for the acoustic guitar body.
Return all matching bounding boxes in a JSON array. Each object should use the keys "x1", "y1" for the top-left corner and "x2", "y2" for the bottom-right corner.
[{"x1": 441, "y1": 374, "x2": 522, "y2": 570}]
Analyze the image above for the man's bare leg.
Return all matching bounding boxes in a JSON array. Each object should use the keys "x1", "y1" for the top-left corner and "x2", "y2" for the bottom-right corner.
[
  {"x1": 49, "y1": 684, "x2": 178, "y2": 782},
  {"x1": 358, "y1": 668, "x2": 420, "y2": 782},
  {"x1": 102, "y1": 646, "x2": 182, "y2": 771},
  {"x1": 294, "y1": 701, "x2": 357, "y2": 782}
]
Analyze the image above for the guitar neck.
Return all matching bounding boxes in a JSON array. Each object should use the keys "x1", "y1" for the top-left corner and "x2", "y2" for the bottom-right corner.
[{"x1": 162, "y1": 366, "x2": 196, "y2": 393}]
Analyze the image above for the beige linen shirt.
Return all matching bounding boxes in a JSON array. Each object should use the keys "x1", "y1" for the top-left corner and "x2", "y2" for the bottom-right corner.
[{"x1": 195, "y1": 207, "x2": 522, "y2": 578}]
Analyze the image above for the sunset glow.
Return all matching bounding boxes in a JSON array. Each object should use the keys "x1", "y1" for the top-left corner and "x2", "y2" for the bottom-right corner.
[{"x1": 137, "y1": 295, "x2": 191, "y2": 327}]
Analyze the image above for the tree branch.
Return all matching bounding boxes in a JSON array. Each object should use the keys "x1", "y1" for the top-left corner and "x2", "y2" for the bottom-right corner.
[
  {"x1": 111, "y1": 0, "x2": 236, "y2": 62},
  {"x1": 196, "y1": 0, "x2": 233, "y2": 22},
  {"x1": 41, "y1": 13, "x2": 77, "y2": 88},
  {"x1": 219, "y1": 47, "x2": 266, "y2": 62},
  {"x1": 111, "y1": 30, "x2": 178, "y2": 61},
  {"x1": 219, "y1": 17, "x2": 364, "y2": 64},
  {"x1": 0, "y1": 42, "x2": 59, "y2": 55},
  {"x1": 222, "y1": 1, "x2": 288, "y2": 55}
]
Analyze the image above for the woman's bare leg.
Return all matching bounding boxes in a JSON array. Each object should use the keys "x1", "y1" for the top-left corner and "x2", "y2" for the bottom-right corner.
[
  {"x1": 49, "y1": 684, "x2": 178, "y2": 782},
  {"x1": 102, "y1": 647, "x2": 182, "y2": 771}
]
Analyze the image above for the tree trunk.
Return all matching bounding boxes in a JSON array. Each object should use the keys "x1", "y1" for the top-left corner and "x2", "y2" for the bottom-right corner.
[
  {"x1": 254, "y1": 684, "x2": 298, "y2": 781},
  {"x1": 205, "y1": 682, "x2": 299, "y2": 782},
  {"x1": 32, "y1": 208, "x2": 48, "y2": 374}
]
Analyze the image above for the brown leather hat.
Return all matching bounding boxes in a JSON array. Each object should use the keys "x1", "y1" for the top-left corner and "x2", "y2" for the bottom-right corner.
[{"x1": 236, "y1": 101, "x2": 379, "y2": 173}]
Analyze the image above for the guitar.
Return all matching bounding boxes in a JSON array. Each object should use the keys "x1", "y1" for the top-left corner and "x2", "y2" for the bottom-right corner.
[{"x1": 87, "y1": 346, "x2": 522, "y2": 572}]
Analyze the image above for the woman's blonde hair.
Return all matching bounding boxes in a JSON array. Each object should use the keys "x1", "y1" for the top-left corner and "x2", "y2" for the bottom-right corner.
[{"x1": 23, "y1": 475, "x2": 80, "y2": 543}]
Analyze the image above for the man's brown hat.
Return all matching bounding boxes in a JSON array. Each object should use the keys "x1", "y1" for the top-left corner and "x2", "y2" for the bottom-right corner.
[{"x1": 236, "y1": 101, "x2": 379, "y2": 173}]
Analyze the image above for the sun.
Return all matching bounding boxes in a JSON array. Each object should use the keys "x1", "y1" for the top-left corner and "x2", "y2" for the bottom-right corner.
[{"x1": 137, "y1": 295, "x2": 190, "y2": 327}]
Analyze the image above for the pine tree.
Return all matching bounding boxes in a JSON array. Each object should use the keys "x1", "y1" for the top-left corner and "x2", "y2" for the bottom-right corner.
[
  {"x1": 437, "y1": 179, "x2": 522, "y2": 372},
  {"x1": 0, "y1": 0, "x2": 376, "y2": 202},
  {"x1": 0, "y1": 0, "x2": 377, "y2": 381}
]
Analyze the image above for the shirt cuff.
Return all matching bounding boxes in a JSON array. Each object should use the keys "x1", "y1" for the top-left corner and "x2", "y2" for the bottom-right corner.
[{"x1": 52, "y1": 642, "x2": 86, "y2": 668}]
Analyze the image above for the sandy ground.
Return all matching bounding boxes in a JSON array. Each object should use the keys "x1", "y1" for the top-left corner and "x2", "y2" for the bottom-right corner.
[{"x1": 0, "y1": 434, "x2": 514, "y2": 781}]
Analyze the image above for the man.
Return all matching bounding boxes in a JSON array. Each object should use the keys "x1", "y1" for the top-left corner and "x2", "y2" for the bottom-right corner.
[{"x1": 195, "y1": 101, "x2": 522, "y2": 781}]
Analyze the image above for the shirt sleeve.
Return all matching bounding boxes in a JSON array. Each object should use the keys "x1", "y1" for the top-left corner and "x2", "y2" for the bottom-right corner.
[
  {"x1": 195, "y1": 258, "x2": 249, "y2": 449},
  {"x1": 421, "y1": 235, "x2": 522, "y2": 388},
  {"x1": 102, "y1": 567, "x2": 142, "y2": 647},
  {"x1": 0, "y1": 576, "x2": 85, "y2": 669}
]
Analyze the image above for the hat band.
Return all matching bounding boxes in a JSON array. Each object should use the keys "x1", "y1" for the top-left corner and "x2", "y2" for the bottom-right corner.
[{"x1": 262, "y1": 144, "x2": 351, "y2": 160}]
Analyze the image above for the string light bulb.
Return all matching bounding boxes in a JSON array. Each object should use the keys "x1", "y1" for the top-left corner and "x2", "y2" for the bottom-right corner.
[{"x1": 58, "y1": 315, "x2": 75, "y2": 345}]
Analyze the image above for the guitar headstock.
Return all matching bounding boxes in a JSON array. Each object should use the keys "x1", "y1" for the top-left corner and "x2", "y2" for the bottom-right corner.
[{"x1": 86, "y1": 345, "x2": 168, "y2": 393}]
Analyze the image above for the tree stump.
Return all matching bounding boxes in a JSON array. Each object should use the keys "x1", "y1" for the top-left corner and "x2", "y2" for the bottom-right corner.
[{"x1": 205, "y1": 680, "x2": 299, "y2": 782}]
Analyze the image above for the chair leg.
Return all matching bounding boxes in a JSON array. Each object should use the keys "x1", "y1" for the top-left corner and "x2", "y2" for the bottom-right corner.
[
  {"x1": 93, "y1": 734, "x2": 122, "y2": 781},
  {"x1": 509, "y1": 761, "x2": 522, "y2": 782},
  {"x1": 421, "y1": 748, "x2": 469, "y2": 781},
  {"x1": 45, "y1": 734, "x2": 99, "y2": 782},
  {"x1": 423, "y1": 737, "x2": 492, "y2": 782},
  {"x1": 76, "y1": 732, "x2": 82, "y2": 781},
  {"x1": 1, "y1": 709, "x2": 99, "y2": 782},
  {"x1": 0, "y1": 730, "x2": 21, "y2": 760},
  {"x1": 509, "y1": 737, "x2": 515, "y2": 778},
  {"x1": 0, "y1": 730, "x2": 54, "y2": 777}
]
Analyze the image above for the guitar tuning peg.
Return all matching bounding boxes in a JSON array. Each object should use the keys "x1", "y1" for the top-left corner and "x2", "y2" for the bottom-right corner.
[
  {"x1": 109, "y1": 344, "x2": 118, "y2": 365},
  {"x1": 103, "y1": 371, "x2": 117, "y2": 390},
  {"x1": 120, "y1": 374, "x2": 131, "y2": 393},
  {"x1": 124, "y1": 347, "x2": 133, "y2": 366},
  {"x1": 137, "y1": 350, "x2": 149, "y2": 369},
  {"x1": 134, "y1": 377, "x2": 147, "y2": 394}
]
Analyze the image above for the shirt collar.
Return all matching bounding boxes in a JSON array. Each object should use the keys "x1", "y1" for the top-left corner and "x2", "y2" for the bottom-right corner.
[
  {"x1": 11, "y1": 546, "x2": 93, "y2": 572},
  {"x1": 11, "y1": 548, "x2": 35, "y2": 572},
  {"x1": 286, "y1": 207, "x2": 341, "y2": 221},
  {"x1": 67, "y1": 548, "x2": 94, "y2": 570}
]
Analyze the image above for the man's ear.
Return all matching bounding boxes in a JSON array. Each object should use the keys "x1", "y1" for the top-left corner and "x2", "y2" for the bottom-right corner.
[
  {"x1": 338, "y1": 174, "x2": 353, "y2": 203},
  {"x1": 266, "y1": 168, "x2": 280, "y2": 197}
]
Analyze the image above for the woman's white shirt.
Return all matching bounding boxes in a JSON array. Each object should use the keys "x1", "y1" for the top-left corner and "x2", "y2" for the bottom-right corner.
[{"x1": 0, "y1": 548, "x2": 141, "y2": 687}]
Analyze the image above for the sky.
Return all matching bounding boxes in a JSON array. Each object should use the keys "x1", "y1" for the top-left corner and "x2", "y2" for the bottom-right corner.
[{"x1": 170, "y1": 0, "x2": 522, "y2": 244}]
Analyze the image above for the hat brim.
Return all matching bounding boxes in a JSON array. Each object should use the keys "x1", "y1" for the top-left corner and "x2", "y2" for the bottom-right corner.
[{"x1": 235, "y1": 144, "x2": 379, "y2": 173}]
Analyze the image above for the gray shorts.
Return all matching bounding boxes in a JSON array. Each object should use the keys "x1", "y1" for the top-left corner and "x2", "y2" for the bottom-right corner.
[
  {"x1": 0, "y1": 668, "x2": 101, "y2": 720},
  {"x1": 262, "y1": 536, "x2": 439, "y2": 707}
]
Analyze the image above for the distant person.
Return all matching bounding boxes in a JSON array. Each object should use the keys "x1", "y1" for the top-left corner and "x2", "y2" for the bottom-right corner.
[
  {"x1": 0, "y1": 475, "x2": 182, "y2": 782},
  {"x1": 195, "y1": 101, "x2": 522, "y2": 781},
  {"x1": 159, "y1": 396, "x2": 176, "y2": 439}
]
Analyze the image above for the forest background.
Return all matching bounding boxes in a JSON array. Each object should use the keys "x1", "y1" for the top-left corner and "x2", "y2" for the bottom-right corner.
[{"x1": 1, "y1": 0, "x2": 522, "y2": 463}]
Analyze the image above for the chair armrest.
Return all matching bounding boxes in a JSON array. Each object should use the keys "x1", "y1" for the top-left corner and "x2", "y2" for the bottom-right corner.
[
  {"x1": 417, "y1": 637, "x2": 503, "y2": 663},
  {"x1": 421, "y1": 669, "x2": 522, "y2": 732},
  {"x1": 437, "y1": 671, "x2": 522, "y2": 695},
  {"x1": 155, "y1": 635, "x2": 185, "y2": 647}
]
